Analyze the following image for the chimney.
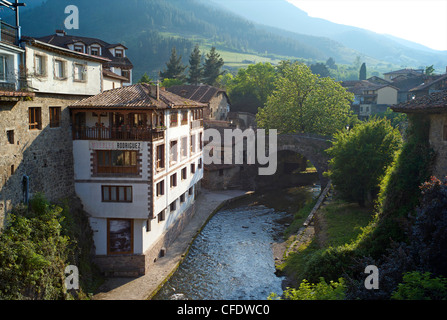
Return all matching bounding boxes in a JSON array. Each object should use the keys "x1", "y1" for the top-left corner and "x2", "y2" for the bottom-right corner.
[{"x1": 56, "y1": 29, "x2": 66, "y2": 37}]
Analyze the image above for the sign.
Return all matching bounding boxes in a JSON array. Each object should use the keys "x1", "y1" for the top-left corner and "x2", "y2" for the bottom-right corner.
[{"x1": 89, "y1": 141, "x2": 144, "y2": 151}]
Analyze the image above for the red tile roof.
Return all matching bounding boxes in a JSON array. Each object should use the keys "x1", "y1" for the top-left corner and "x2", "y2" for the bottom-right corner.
[
  {"x1": 69, "y1": 83, "x2": 206, "y2": 110},
  {"x1": 391, "y1": 90, "x2": 447, "y2": 113}
]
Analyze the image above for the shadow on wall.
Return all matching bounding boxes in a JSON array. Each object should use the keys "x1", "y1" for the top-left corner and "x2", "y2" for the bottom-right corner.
[{"x1": 0, "y1": 101, "x2": 76, "y2": 226}]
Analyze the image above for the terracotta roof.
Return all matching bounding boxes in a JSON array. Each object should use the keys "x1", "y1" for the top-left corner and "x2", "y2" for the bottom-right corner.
[
  {"x1": 342, "y1": 80, "x2": 398, "y2": 95},
  {"x1": 69, "y1": 83, "x2": 206, "y2": 110},
  {"x1": 391, "y1": 90, "x2": 447, "y2": 113},
  {"x1": 167, "y1": 85, "x2": 230, "y2": 104}
]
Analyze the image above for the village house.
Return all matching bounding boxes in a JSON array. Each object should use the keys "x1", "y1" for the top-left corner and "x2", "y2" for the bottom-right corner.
[
  {"x1": 167, "y1": 84, "x2": 230, "y2": 121},
  {"x1": 0, "y1": 27, "x2": 134, "y2": 227},
  {"x1": 409, "y1": 73, "x2": 447, "y2": 99},
  {"x1": 383, "y1": 68, "x2": 424, "y2": 81},
  {"x1": 342, "y1": 80, "x2": 398, "y2": 119},
  {"x1": 392, "y1": 90, "x2": 447, "y2": 178},
  {"x1": 69, "y1": 83, "x2": 205, "y2": 276}
]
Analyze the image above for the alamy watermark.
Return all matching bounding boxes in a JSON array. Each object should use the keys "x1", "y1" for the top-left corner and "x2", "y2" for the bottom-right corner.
[
  {"x1": 203, "y1": 128, "x2": 278, "y2": 176},
  {"x1": 65, "y1": 265, "x2": 79, "y2": 290},
  {"x1": 64, "y1": 5, "x2": 79, "y2": 30}
]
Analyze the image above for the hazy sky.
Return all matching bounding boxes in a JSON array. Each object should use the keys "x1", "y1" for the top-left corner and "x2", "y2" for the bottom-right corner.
[{"x1": 288, "y1": 0, "x2": 447, "y2": 51}]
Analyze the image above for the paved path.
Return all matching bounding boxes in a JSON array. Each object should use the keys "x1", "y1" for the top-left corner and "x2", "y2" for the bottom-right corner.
[{"x1": 92, "y1": 189, "x2": 250, "y2": 300}]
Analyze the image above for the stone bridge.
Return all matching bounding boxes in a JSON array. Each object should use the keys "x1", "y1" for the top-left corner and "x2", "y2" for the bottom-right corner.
[{"x1": 275, "y1": 133, "x2": 333, "y2": 187}]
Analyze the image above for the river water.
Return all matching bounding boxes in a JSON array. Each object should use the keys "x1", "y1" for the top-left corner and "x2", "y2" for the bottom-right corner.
[
  {"x1": 153, "y1": 204, "x2": 288, "y2": 300},
  {"x1": 153, "y1": 184, "x2": 320, "y2": 300}
]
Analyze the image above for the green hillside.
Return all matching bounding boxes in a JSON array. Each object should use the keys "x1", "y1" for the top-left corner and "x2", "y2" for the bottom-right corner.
[{"x1": 1, "y1": 0, "x2": 394, "y2": 81}]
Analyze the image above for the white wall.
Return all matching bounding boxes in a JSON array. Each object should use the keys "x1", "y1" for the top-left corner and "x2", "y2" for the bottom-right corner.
[{"x1": 25, "y1": 45, "x2": 103, "y2": 96}]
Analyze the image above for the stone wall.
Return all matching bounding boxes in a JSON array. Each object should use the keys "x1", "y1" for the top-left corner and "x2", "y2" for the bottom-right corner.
[
  {"x1": 0, "y1": 93, "x2": 83, "y2": 226},
  {"x1": 429, "y1": 113, "x2": 447, "y2": 178}
]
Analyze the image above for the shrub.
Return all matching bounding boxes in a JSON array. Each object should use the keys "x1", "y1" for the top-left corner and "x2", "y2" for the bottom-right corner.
[
  {"x1": 327, "y1": 117, "x2": 402, "y2": 207},
  {"x1": 270, "y1": 277, "x2": 346, "y2": 300},
  {"x1": 391, "y1": 272, "x2": 447, "y2": 300}
]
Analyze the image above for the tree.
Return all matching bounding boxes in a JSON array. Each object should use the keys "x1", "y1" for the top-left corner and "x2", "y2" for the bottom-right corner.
[
  {"x1": 256, "y1": 61, "x2": 354, "y2": 136},
  {"x1": 326, "y1": 117, "x2": 402, "y2": 207},
  {"x1": 359, "y1": 62, "x2": 367, "y2": 80},
  {"x1": 202, "y1": 46, "x2": 224, "y2": 85},
  {"x1": 187, "y1": 44, "x2": 203, "y2": 85},
  {"x1": 425, "y1": 65, "x2": 435, "y2": 76},
  {"x1": 225, "y1": 62, "x2": 277, "y2": 113},
  {"x1": 326, "y1": 57, "x2": 337, "y2": 70},
  {"x1": 138, "y1": 72, "x2": 153, "y2": 84},
  {"x1": 159, "y1": 47, "x2": 187, "y2": 82},
  {"x1": 310, "y1": 63, "x2": 330, "y2": 78}
]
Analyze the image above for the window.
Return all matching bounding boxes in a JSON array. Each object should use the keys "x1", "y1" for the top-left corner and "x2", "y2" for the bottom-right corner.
[
  {"x1": 170, "y1": 173, "x2": 177, "y2": 188},
  {"x1": 54, "y1": 60, "x2": 66, "y2": 79},
  {"x1": 198, "y1": 158, "x2": 203, "y2": 169},
  {"x1": 169, "y1": 201, "x2": 176, "y2": 212},
  {"x1": 28, "y1": 107, "x2": 42, "y2": 130},
  {"x1": 181, "y1": 110, "x2": 188, "y2": 125},
  {"x1": 158, "y1": 210, "x2": 166, "y2": 222},
  {"x1": 49, "y1": 107, "x2": 61, "y2": 128},
  {"x1": 156, "y1": 180, "x2": 164, "y2": 197},
  {"x1": 34, "y1": 54, "x2": 46, "y2": 76},
  {"x1": 188, "y1": 187, "x2": 193, "y2": 196},
  {"x1": 170, "y1": 112, "x2": 178, "y2": 127},
  {"x1": 180, "y1": 193, "x2": 185, "y2": 203},
  {"x1": 191, "y1": 135, "x2": 196, "y2": 153},
  {"x1": 181, "y1": 136, "x2": 188, "y2": 159},
  {"x1": 74, "y1": 63, "x2": 86, "y2": 81},
  {"x1": 74, "y1": 45, "x2": 84, "y2": 53},
  {"x1": 102, "y1": 186, "x2": 132, "y2": 202},
  {"x1": 191, "y1": 163, "x2": 196, "y2": 174},
  {"x1": 219, "y1": 169, "x2": 224, "y2": 176},
  {"x1": 181, "y1": 167, "x2": 187, "y2": 180},
  {"x1": 146, "y1": 219, "x2": 151, "y2": 232},
  {"x1": 115, "y1": 49, "x2": 124, "y2": 58},
  {"x1": 122, "y1": 70, "x2": 130, "y2": 81},
  {"x1": 0, "y1": 55, "x2": 6, "y2": 81},
  {"x1": 170, "y1": 140, "x2": 178, "y2": 163},
  {"x1": 6, "y1": 130, "x2": 14, "y2": 144},
  {"x1": 107, "y1": 219, "x2": 133, "y2": 255},
  {"x1": 90, "y1": 46, "x2": 100, "y2": 56},
  {"x1": 199, "y1": 132, "x2": 203, "y2": 150},
  {"x1": 96, "y1": 150, "x2": 138, "y2": 174},
  {"x1": 156, "y1": 144, "x2": 165, "y2": 170}
]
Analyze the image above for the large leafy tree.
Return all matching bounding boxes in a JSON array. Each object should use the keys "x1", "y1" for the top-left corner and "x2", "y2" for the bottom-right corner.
[
  {"x1": 256, "y1": 61, "x2": 354, "y2": 136},
  {"x1": 226, "y1": 62, "x2": 277, "y2": 113},
  {"x1": 202, "y1": 46, "x2": 224, "y2": 85},
  {"x1": 187, "y1": 44, "x2": 203, "y2": 85},
  {"x1": 159, "y1": 47, "x2": 187, "y2": 82},
  {"x1": 326, "y1": 117, "x2": 402, "y2": 207}
]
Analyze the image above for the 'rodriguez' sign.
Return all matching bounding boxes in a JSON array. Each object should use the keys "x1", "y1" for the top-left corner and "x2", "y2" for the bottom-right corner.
[{"x1": 89, "y1": 141, "x2": 143, "y2": 151}]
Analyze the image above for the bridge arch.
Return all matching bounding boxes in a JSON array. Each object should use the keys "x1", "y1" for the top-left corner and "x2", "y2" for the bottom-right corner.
[{"x1": 273, "y1": 133, "x2": 332, "y2": 187}]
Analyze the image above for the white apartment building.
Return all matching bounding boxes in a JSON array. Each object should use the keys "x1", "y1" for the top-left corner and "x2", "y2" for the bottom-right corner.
[{"x1": 69, "y1": 83, "x2": 205, "y2": 276}]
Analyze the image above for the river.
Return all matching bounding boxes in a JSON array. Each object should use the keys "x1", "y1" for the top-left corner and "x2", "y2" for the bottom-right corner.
[{"x1": 153, "y1": 185, "x2": 319, "y2": 300}]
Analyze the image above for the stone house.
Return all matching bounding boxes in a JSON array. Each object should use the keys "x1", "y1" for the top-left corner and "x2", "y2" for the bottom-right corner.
[
  {"x1": 166, "y1": 84, "x2": 230, "y2": 121},
  {"x1": 409, "y1": 74, "x2": 447, "y2": 99},
  {"x1": 0, "y1": 28, "x2": 133, "y2": 227},
  {"x1": 69, "y1": 83, "x2": 205, "y2": 276},
  {"x1": 391, "y1": 90, "x2": 447, "y2": 178}
]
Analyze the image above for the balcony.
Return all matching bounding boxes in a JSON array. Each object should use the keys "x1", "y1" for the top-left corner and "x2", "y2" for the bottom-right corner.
[
  {"x1": 190, "y1": 119, "x2": 203, "y2": 130},
  {"x1": 73, "y1": 125, "x2": 165, "y2": 141},
  {"x1": 0, "y1": 21, "x2": 19, "y2": 46}
]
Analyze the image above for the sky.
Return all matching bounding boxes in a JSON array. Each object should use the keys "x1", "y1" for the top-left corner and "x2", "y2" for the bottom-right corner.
[{"x1": 288, "y1": 0, "x2": 447, "y2": 51}]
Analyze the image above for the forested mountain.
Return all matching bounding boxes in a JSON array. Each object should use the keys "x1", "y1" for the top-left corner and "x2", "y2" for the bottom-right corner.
[
  {"x1": 212, "y1": 0, "x2": 447, "y2": 72},
  {"x1": 1, "y1": 0, "x2": 444, "y2": 81}
]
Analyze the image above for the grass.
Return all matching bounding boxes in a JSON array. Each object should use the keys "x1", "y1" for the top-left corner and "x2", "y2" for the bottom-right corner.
[{"x1": 280, "y1": 199, "x2": 375, "y2": 285}]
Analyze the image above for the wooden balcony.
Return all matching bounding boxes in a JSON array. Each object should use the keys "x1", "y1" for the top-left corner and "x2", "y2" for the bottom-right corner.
[
  {"x1": 73, "y1": 125, "x2": 165, "y2": 141},
  {"x1": 0, "y1": 21, "x2": 19, "y2": 46}
]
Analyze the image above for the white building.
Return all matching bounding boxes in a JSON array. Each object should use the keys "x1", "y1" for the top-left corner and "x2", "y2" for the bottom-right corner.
[{"x1": 69, "y1": 83, "x2": 205, "y2": 276}]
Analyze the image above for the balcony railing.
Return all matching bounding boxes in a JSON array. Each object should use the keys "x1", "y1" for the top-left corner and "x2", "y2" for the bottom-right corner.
[
  {"x1": 73, "y1": 125, "x2": 165, "y2": 141},
  {"x1": 0, "y1": 21, "x2": 19, "y2": 46}
]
